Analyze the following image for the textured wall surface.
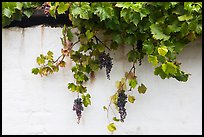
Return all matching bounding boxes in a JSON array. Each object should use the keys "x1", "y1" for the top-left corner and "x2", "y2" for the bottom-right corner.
[{"x1": 2, "y1": 26, "x2": 202, "y2": 135}]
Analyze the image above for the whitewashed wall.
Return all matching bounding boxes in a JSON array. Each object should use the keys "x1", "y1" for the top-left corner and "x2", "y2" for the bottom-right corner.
[{"x1": 2, "y1": 26, "x2": 202, "y2": 135}]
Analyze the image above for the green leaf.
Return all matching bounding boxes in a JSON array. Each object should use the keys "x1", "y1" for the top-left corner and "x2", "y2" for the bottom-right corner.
[
  {"x1": 142, "y1": 40, "x2": 154, "y2": 54},
  {"x1": 148, "y1": 55, "x2": 158, "y2": 66},
  {"x1": 128, "y1": 95, "x2": 135, "y2": 103},
  {"x1": 124, "y1": 35, "x2": 136, "y2": 45},
  {"x1": 67, "y1": 27, "x2": 73, "y2": 41},
  {"x1": 113, "y1": 117, "x2": 120, "y2": 122},
  {"x1": 178, "y1": 14, "x2": 193, "y2": 21},
  {"x1": 57, "y1": 2, "x2": 69, "y2": 14},
  {"x1": 3, "y1": 8, "x2": 12, "y2": 18},
  {"x1": 162, "y1": 61, "x2": 178, "y2": 75},
  {"x1": 112, "y1": 33, "x2": 122, "y2": 44},
  {"x1": 36, "y1": 57, "x2": 45, "y2": 65},
  {"x1": 47, "y1": 51, "x2": 53, "y2": 56},
  {"x1": 49, "y1": 6, "x2": 56, "y2": 18},
  {"x1": 16, "y1": 2, "x2": 23, "y2": 10},
  {"x1": 107, "y1": 123, "x2": 116, "y2": 132},
  {"x1": 174, "y1": 71, "x2": 189, "y2": 82},
  {"x1": 154, "y1": 66, "x2": 167, "y2": 79},
  {"x1": 94, "y1": 2, "x2": 114, "y2": 21},
  {"x1": 23, "y1": 9, "x2": 33, "y2": 18},
  {"x1": 180, "y1": 22, "x2": 189, "y2": 37},
  {"x1": 82, "y1": 93, "x2": 91, "y2": 107},
  {"x1": 127, "y1": 50, "x2": 139, "y2": 63},
  {"x1": 68, "y1": 83, "x2": 76, "y2": 92},
  {"x1": 138, "y1": 83, "x2": 147, "y2": 94},
  {"x1": 150, "y1": 24, "x2": 170, "y2": 41},
  {"x1": 76, "y1": 85, "x2": 87, "y2": 93},
  {"x1": 128, "y1": 79, "x2": 137, "y2": 89},
  {"x1": 103, "y1": 106, "x2": 107, "y2": 111},
  {"x1": 32, "y1": 68, "x2": 39, "y2": 75},
  {"x1": 85, "y1": 30, "x2": 94, "y2": 41},
  {"x1": 158, "y1": 46, "x2": 168, "y2": 56},
  {"x1": 115, "y1": 2, "x2": 133, "y2": 9}
]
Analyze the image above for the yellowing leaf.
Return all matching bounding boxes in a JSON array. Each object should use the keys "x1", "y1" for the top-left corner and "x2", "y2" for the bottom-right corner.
[
  {"x1": 148, "y1": 55, "x2": 158, "y2": 66},
  {"x1": 162, "y1": 61, "x2": 178, "y2": 75},
  {"x1": 107, "y1": 123, "x2": 116, "y2": 132},
  {"x1": 158, "y1": 46, "x2": 168, "y2": 56},
  {"x1": 113, "y1": 117, "x2": 120, "y2": 122},
  {"x1": 57, "y1": 2, "x2": 69, "y2": 14},
  {"x1": 128, "y1": 95, "x2": 135, "y2": 103},
  {"x1": 138, "y1": 83, "x2": 147, "y2": 94},
  {"x1": 128, "y1": 79, "x2": 137, "y2": 89}
]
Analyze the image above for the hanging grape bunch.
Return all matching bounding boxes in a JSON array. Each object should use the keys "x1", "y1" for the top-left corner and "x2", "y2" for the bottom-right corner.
[
  {"x1": 136, "y1": 40, "x2": 144, "y2": 66},
  {"x1": 98, "y1": 52, "x2": 113, "y2": 80},
  {"x1": 117, "y1": 91, "x2": 128, "y2": 122},
  {"x1": 41, "y1": 2, "x2": 50, "y2": 17},
  {"x1": 73, "y1": 97, "x2": 84, "y2": 124}
]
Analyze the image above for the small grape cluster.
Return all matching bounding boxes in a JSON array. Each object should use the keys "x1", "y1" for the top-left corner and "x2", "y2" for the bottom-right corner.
[
  {"x1": 98, "y1": 52, "x2": 113, "y2": 80},
  {"x1": 41, "y1": 2, "x2": 51, "y2": 17},
  {"x1": 117, "y1": 91, "x2": 127, "y2": 122},
  {"x1": 73, "y1": 97, "x2": 84, "y2": 124},
  {"x1": 137, "y1": 40, "x2": 143, "y2": 66}
]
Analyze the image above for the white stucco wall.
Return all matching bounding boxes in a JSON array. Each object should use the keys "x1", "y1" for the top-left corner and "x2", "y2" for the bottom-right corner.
[{"x1": 2, "y1": 26, "x2": 202, "y2": 135}]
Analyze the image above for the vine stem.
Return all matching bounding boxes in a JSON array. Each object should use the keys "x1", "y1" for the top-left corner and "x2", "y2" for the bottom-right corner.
[
  {"x1": 94, "y1": 36, "x2": 111, "y2": 51},
  {"x1": 107, "y1": 99, "x2": 117, "y2": 122}
]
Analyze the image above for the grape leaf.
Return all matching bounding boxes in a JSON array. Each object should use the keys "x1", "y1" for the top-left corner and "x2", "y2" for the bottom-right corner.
[
  {"x1": 94, "y1": 2, "x2": 114, "y2": 21},
  {"x1": 107, "y1": 123, "x2": 116, "y2": 132},
  {"x1": 36, "y1": 57, "x2": 45, "y2": 65},
  {"x1": 82, "y1": 93, "x2": 91, "y2": 107},
  {"x1": 32, "y1": 68, "x2": 39, "y2": 75},
  {"x1": 67, "y1": 27, "x2": 73, "y2": 41},
  {"x1": 68, "y1": 83, "x2": 77, "y2": 92},
  {"x1": 128, "y1": 95, "x2": 135, "y2": 103},
  {"x1": 85, "y1": 30, "x2": 94, "y2": 41},
  {"x1": 103, "y1": 106, "x2": 107, "y2": 111},
  {"x1": 162, "y1": 61, "x2": 178, "y2": 75},
  {"x1": 142, "y1": 40, "x2": 154, "y2": 54},
  {"x1": 150, "y1": 24, "x2": 170, "y2": 41},
  {"x1": 158, "y1": 46, "x2": 168, "y2": 56},
  {"x1": 113, "y1": 117, "x2": 120, "y2": 122},
  {"x1": 3, "y1": 8, "x2": 12, "y2": 18},
  {"x1": 128, "y1": 79, "x2": 137, "y2": 89},
  {"x1": 178, "y1": 14, "x2": 193, "y2": 21},
  {"x1": 148, "y1": 55, "x2": 158, "y2": 66},
  {"x1": 57, "y1": 2, "x2": 69, "y2": 14},
  {"x1": 23, "y1": 9, "x2": 33, "y2": 18},
  {"x1": 138, "y1": 83, "x2": 147, "y2": 94}
]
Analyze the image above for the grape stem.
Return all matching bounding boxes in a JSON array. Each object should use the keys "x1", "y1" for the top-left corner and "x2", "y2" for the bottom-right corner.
[{"x1": 94, "y1": 36, "x2": 111, "y2": 51}]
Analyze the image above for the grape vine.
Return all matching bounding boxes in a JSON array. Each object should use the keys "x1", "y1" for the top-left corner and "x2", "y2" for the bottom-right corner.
[{"x1": 2, "y1": 2, "x2": 202, "y2": 133}]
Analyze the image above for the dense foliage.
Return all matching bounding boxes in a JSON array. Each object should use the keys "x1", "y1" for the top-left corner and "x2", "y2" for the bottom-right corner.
[
  {"x1": 2, "y1": 2, "x2": 42, "y2": 27},
  {"x1": 2, "y1": 2, "x2": 202, "y2": 133}
]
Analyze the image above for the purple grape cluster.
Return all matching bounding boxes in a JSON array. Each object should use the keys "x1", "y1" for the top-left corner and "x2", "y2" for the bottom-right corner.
[
  {"x1": 73, "y1": 97, "x2": 84, "y2": 124},
  {"x1": 98, "y1": 52, "x2": 113, "y2": 80},
  {"x1": 42, "y1": 2, "x2": 51, "y2": 17},
  {"x1": 117, "y1": 91, "x2": 127, "y2": 122},
  {"x1": 137, "y1": 40, "x2": 143, "y2": 66}
]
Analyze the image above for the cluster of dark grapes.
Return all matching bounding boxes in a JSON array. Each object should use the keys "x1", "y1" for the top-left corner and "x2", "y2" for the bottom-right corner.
[
  {"x1": 117, "y1": 91, "x2": 127, "y2": 122},
  {"x1": 41, "y1": 2, "x2": 51, "y2": 17},
  {"x1": 136, "y1": 40, "x2": 143, "y2": 66},
  {"x1": 73, "y1": 97, "x2": 84, "y2": 124},
  {"x1": 98, "y1": 52, "x2": 113, "y2": 80}
]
